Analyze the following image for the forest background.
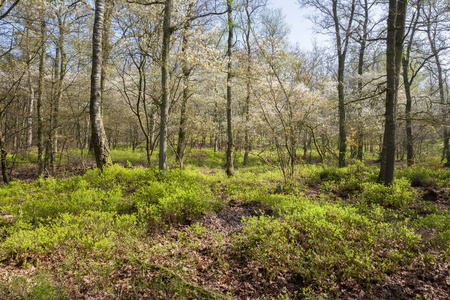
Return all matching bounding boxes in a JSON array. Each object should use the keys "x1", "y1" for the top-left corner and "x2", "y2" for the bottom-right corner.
[{"x1": 0, "y1": 0, "x2": 450, "y2": 299}]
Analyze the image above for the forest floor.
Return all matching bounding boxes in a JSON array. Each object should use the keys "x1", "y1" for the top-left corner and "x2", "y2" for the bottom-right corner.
[{"x1": 1, "y1": 153, "x2": 450, "y2": 299}]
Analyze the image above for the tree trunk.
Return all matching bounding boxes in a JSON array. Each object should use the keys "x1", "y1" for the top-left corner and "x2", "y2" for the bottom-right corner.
[
  {"x1": 337, "y1": 54, "x2": 346, "y2": 168},
  {"x1": 379, "y1": 0, "x2": 407, "y2": 185},
  {"x1": 26, "y1": 64, "x2": 35, "y2": 152},
  {"x1": 90, "y1": 0, "x2": 111, "y2": 169},
  {"x1": 37, "y1": 17, "x2": 46, "y2": 176},
  {"x1": 402, "y1": 1, "x2": 421, "y2": 167},
  {"x1": 49, "y1": 9, "x2": 65, "y2": 175},
  {"x1": 0, "y1": 124, "x2": 9, "y2": 184},
  {"x1": 243, "y1": 0, "x2": 252, "y2": 166},
  {"x1": 403, "y1": 56, "x2": 414, "y2": 167},
  {"x1": 159, "y1": 0, "x2": 172, "y2": 171},
  {"x1": 176, "y1": 6, "x2": 193, "y2": 170},
  {"x1": 225, "y1": 0, "x2": 235, "y2": 176},
  {"x1": 424, "y1": 4, "x2": 449, "y2": 166},
  {"x1": 332, "y1": 0, "x2": 356, "y2": 168},
  {"x1": 100, "y1": 0, "x2": 113, "y2": 116},
  {"x1": 356, "y1": 0, "x2": 369, "y2": 161},
  {"x1": 25, "y1": 18, "x2": 35, "y2": 152}
]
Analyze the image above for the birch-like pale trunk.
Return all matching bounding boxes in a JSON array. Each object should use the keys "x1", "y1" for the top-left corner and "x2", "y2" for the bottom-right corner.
[
  {"x1": 159, "y1": 0, "x2": 172, "y2": 171},
  {"x1": 225, "y1": 0, "x2": 235, "y2": 176},
  {"x1": 90, "y1": 0, "x2": 111, "y2": 169}
]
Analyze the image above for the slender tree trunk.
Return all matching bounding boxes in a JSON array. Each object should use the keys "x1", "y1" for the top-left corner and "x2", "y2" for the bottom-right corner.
[
  {"x1": 424, "y1": 4, "x2": 449, "y2": 166},
  {"x1": 379, "y1": 0, "x2": 407, "y2": 185},
  {"x1": 25, "y1": 19, "x2": 35, "y2": 152},
  {"x1": 159, "y1": 0, "x2": 172, "y2": 171},
  {"x1": 356, "y1": 0, "x2": 369, "y2": 161},
  {"x1": 37, "y1": 17, "x2": 46, "y2": 176},
  {"x1": 402, "y1": 1, "x2": 421, "y2": 167},
  {"x1": 243, "y1": 0, "x2": 252, "y2": 166},
  {"x1": 225, "y1": 0, "x2": 235, "y2": 176},
  {"x1": 0, "y1": 124, "x2": 9, "y2": 184},
  {"x1": 337, "y1": 54, "x2": 346, "y2": 167},
  {"x1": 49, "y1": 10, "x2": 65, "y2": 175},
  {"x1": 176, "y1": 7, "x2": 193, "y2": 170},
  {"x1": 26, "y1": 62, "x2": 35, "y2": 152},
  {"x1": 332, "y1": 0, "x2": 355, "y2": 167},
  {"x1": 403, "y1": 57, "x2": 414, "y2": 166},
  {"x1": 90, "y1": 0, "x2": 111, "y2": 169},
  {"x1": 100, "y1": 0, "x2": 113, "y2": 116}
]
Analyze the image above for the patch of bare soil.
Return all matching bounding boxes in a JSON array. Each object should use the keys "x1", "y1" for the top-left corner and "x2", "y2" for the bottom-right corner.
[{"x1": 418, "y1": 186, "x2": 450, "y2": 209}]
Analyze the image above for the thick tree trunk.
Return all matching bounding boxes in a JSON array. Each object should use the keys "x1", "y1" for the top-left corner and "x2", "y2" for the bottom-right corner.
[
  {"x1": 159, "y1": 0, "x2": 172, "y2": 171},
  {"x1": 225, "y1": 0, "x2": 234, "y2": 176},
  {"x1": 90, "y1": 0, "x2": 111, "y2": 169},
  {"x1": 379, "y1": 0, "x2": 407, "y2": 185}
]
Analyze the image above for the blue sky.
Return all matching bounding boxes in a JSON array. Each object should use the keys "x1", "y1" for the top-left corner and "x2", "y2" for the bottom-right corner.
[{"x1": 268, "y1": 0, "x2": 326, "y2": 50}]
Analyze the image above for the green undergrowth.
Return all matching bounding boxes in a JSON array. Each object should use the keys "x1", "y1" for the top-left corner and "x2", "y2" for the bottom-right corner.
[
  {"x1": 396, "y1": 164, "x2": 450, "y2": 187},
  {"x1": 0, "y1": 272, "x2": 69, "y2": 300},
  {"x1": 218, "y1": 161, "x2": 450, "y2": 295},
  {"x1": 1, "y1": 154, "x2": 450, "y2": 298},
  {"x1": 0, "y1": 165, "x2": 217, "y2": 260}
]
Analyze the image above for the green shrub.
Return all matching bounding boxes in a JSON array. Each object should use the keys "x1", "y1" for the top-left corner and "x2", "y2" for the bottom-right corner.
[
  {"x1": 236, "y1": 216, "x2": 302, "y2": 275},
  {"x1": 132, "y1": 179, "x2": 210, "y2": 227},
  {"x1": 397, "y1": 166, "x2": 435, "y2": 186},
  {"x1": 359, "y1": 178, "x2": 417, "y2": 208},
  {"x1": 234, "y1": 195, "x2": 422, "y2": 287},
  {"x1": 1, "y1": 211, "x2": 141, "y2": 259}
]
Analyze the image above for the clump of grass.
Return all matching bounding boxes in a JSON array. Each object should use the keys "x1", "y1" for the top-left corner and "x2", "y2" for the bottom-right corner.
[{"x1": 0, "y1": 272, "x2": 69, "y2": 300}]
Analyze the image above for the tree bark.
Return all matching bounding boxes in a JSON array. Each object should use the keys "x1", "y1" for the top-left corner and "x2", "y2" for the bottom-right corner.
[
  {"x1": 403, "y1": 57, "x2": 414, "y2": 166},
  {"x1": 90, "y1": 0, "x2": 111, "y2": 169},
  {"x1": 49, "y1": 8, "x2": 65, "y2": 175},
  {"x1": 37, "y1": 16, "x2": 46, "y2": 176},
  {"x1": 332, "y1": 0, "x2": 355, "y2": 168},
  {"x1": 159, "y1": 0, "x2": 172, "y2": 171},
  {"x1": 176, "y1": 5, "x2": 193, "y2": 170},
  {"x1": 0, "y1": 124, "x2": 9, "y2": 184},
  {"x1": 402, "y1": 0, "x2": 421, "y2": 167},
  {"x1": 356, "y1": 0, "x2": 369, "y2": 161},
  {"x1": 225, "y1": 0, "x2": 235, "y2": 176},
  {"x1": 100, "y1": 0, "x2": 113, "y2": 116},
  {"x1": 379, "y1": 0, "x2": 407, "y2": 185},
  {"x1": 423, "y1": 3, "x2": 449, "y2": 166},
  {"x1": 243, "y1": 0, "x2": 252, "y2": 166}
]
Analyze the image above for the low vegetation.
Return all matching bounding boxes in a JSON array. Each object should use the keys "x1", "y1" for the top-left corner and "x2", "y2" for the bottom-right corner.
[{"x1": 1, "y1": 148, "x2": 450, "y2": 299}]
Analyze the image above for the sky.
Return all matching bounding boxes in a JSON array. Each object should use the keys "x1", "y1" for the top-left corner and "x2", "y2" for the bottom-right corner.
[{"x1": 268, "y1": 0, "x2": 327, "y2": 51}]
